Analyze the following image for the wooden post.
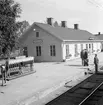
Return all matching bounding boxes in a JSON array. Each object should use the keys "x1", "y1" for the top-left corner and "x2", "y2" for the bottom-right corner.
[
  {"x1": 30, "y1": 60, "x2": 33, "y2": 71},
  {"x1": 19, "y1": 63, "x2": 22, "y2": 74},
  {"x1": 1, "y1": 72, "x2": 4, "y2": 86}
]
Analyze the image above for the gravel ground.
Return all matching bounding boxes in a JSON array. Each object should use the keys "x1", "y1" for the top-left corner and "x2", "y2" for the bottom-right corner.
[{"x1": 0, "y1": 52, "x2": 103, "y2": 105}]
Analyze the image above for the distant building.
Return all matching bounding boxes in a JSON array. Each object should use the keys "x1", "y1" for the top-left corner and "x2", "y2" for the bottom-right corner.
[
  {"x1": 19, "y1": 18, "x2": 102, "y2": 62},
  {"x1": 94, "y1": 32, "x2": 103, "y2": 51}
]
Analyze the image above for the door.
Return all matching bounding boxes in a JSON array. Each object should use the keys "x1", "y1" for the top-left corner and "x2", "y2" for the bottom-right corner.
[{"x1": 23, "y1": 47, "x2": 28, "y2": 57}]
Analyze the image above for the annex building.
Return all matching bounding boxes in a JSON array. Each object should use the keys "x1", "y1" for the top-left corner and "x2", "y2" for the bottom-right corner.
[{"x1": 19, "y1": 18, "x2": 103, "y2": 62}]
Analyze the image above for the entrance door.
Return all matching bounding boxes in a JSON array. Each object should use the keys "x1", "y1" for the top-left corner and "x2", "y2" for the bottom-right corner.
[
  {"x1": 23, "y1": 47, "x2": 28, "y2": 57},
  {"x1": 89, "y1": 44, "x2": 91, "y2": 53},
  {"x1": 101, "y1": 43, "x2": 103, "y2": 52}
]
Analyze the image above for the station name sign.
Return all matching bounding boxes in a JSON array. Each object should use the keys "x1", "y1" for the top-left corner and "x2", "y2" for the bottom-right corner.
[{"x1": 33, "y1": 39, "x2": 43, "y2": 43}]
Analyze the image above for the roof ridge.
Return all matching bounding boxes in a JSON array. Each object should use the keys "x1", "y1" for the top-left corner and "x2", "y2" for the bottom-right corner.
[
  {"x1": 19, "y1": 22, "x2": 101, "y2": 43},
  {"x1": 35, "y1": 22, "x2": 89, "y2": 32}
]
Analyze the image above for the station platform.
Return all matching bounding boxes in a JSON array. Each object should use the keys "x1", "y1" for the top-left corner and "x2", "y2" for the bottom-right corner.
[{"x1": 0, "y1": 52, "x2": 103, "y2": 105}]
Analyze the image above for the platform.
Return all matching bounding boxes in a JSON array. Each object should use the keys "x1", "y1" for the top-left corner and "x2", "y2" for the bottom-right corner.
[{"x1": 0, "y1": 52, "x2": 103, "y2": 105}]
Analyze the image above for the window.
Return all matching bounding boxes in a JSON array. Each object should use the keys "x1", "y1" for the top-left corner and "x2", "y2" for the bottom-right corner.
[
  {"x1": 75, "y1": 44, "x2": 79, "y2": 57},
  {"x1": 36, "y1": 32, "x2": 39, "y2": 37},
  {"x1": 36, "y1": 46, "x2": 41, "y2": 56},
  {"x1": 92, "y1": 43, "x2": 93, "y2": 52},
  {"x1": 23, "y1": 47, "x2": 28, "y2": 57},
  {"x1": 50, "y1": 45, "x2": 56, "y2": 56},
  {"x1": 75, "y1": 44, "x2": 77, "y2": 54},
  {"x1": 23, "y1": 47, "x2": 27, "y2": 51},
  {"x1": 86, "y1": 44, "x2": 88, "y2": 51},
  {"x1": 66, "y1": 45, "x2": 69, "y2": 57},
  {"x1": 89, "y1": 44, "x2": 91, "y2": 48},
  {"x1": 81, "y1": 44, "x2": 83, "y2": 50}
]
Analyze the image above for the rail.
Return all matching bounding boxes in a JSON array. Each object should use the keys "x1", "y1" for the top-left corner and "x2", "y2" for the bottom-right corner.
[{"x1": 79, "y1": 81, "x2": 103, "y2": 105}]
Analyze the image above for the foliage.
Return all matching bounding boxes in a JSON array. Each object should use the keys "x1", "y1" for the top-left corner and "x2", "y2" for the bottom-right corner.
[
  {"x1": 0, "y1": 0, "x2": 22, "y2": 57},
  {"x1": 17, "y1": 20, "x2": 30, "y2": 37}
]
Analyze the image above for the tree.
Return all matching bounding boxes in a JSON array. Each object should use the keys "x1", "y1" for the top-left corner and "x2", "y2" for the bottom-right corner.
[
  {"x1": 17, "y1": 20, "x2": 30, "y2": 37},
  {"x1": 54, "y1": 21, "x2": 59, "y2": 27},
  {"x1": 0, "y1": 0, "x2": 22, "y2": 57}
]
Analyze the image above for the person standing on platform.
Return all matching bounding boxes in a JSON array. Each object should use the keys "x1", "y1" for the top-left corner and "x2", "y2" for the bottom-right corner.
[
  {"x1": 5, "y1": 58, "x2": 10, "y2": 79},
  {"x1": 84, "y1": 49, "x2": 89, "y2": 66},
  {"x1": 1, "y1": 65, "x2": 6, "y2": 86},
  {"x1": 80, "y1": 49, "x2": 85, "y2": 66},
  {"x1": 94, "y1": 54, "x2": 99, "y2": 74}
]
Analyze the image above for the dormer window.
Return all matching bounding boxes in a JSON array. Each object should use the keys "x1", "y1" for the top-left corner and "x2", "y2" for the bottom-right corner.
[
  {"x1": 88, "y1": 37, "x2": 94, "y2": 40},
  {"x1": 36, "y1": 32, "x2": 39, "y2": 37}
]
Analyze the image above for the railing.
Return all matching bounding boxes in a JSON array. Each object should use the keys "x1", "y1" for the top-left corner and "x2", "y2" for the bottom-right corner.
[{"x1": 0, "y1": 57, "x2": 34, "y2": 76}]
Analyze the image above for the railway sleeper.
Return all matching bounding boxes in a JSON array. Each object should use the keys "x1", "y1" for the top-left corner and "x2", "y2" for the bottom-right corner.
[
  {"x1": 98, "y1": 85, "x2": 103, "y2": 90},
  {"x1": 48, "y1": 95, "x2": 84, "y2": 105},
  {"x1": 73, "y1": 88, "x2": 91, "y2": 95},
  {"x1": 87, "y1": 80, "x2": 103, "y2": 83},
  {"x1": 82, "y1": 96, "x2": 102, "y2": 105},
  {"x1": 89, "y1": 96, "x2": 101, "y2": 101},
  {"x1": 83, "y1": 100, "x2": 98, "y2": 105},
  {"x1": 92, "y1": 94, "x2": 103, "y2": 97},
  {"x1": 79, "y1": 87, "x2": 93, "y2": 90},
  {"x1": 95, "y1": 90, "x2": 103, "y2": 95},
  {"x1": 65, "y1": 97, "x2": 85, "y2": 104},
  {"x1": 66, "y1": 93, "x2": 87, "y2": 98}
]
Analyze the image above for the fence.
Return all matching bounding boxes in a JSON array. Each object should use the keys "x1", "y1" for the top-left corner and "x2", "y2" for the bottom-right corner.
[{"x1": 0, "y1": 56, "x2": 34, "y2": 77}]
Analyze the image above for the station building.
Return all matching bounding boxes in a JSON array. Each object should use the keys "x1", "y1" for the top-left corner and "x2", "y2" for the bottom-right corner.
[
  {"x1": 94, "y1": 32, "x2": 103, "y2": 51},
  {"x1": 19, "y1": 18, "x2": 102, "y2": 62}
]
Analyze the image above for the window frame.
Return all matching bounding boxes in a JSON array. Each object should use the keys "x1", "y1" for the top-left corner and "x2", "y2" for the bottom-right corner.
[
  {"x1": 86, "y1": 44, "x2": 88, "y2": 51},
  {"x1": 81, "y1": 44, "x2": 83, "y2": 51},
  {"x1": 23, "y1": 46, "x2": 28, "y2": 57},
  {"x1": 66, "y1": 45, "x2": 69, "y2": 57},
  {"x1": 36, "y1": 32, "x2": 39, "y2": 37},
  {"x1": 36, "y1": 46, "x2": 41, "y2": 56},
  {"x1": 50, "y1": 45, "x2": 56, "y2": 56},
  {"x1": 89, "y1": 44, "x2": 91, "y2": 48}
]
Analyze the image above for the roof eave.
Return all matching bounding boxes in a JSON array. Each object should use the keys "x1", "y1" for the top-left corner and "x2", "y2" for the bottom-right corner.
[{"x1": 63, "y1": 40, "x2": 103, "y2": 42}]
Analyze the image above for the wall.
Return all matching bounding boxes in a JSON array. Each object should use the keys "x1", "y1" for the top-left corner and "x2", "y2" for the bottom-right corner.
[
  {"x1": 62, "y1": 43, "x2": 75, "y2": 60},
  {"x1": 62, "y1": 41, "x2": 102, "y2": 61},
  {"x1": 21, "y1": 25, "x2": 63, "y2": 62}
]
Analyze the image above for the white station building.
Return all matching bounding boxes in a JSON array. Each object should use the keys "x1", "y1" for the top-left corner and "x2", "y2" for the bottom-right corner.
[{"x1": 19, "y1": 18, "x2": 103, "y2": 62}]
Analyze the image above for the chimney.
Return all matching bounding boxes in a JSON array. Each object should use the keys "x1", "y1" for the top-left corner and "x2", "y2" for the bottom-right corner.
[
  {"x1": 98, "y1": 32, "x2": 101, "y2": 35},
  {"x1": 74, "y1": 24, "x2": 78, "y2": 29},
  {"x1": 47, "y1": 17, "x2": 53, "y2": 25},
  {"x1": 61, "y1": 21, "x2": 67, "y2": 27}
]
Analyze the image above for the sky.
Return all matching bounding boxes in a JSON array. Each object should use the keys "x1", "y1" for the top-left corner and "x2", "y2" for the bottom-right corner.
[{"x1": 15, "y1": 0, "x2": 103, "y2": 34}]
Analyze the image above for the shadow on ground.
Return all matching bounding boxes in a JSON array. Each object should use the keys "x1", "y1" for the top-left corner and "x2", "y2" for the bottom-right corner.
[{"x1": 65, "y1": 64, "x2": 82, "y2": 67}]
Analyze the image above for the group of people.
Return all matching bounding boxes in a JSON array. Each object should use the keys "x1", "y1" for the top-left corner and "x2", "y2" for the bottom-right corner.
[
  {"x1": 80, "y1": 49, "x2": 89, "y2": 66},
  {"x1": 81, "y1": 49, "x2": 99, "y2": 74}
]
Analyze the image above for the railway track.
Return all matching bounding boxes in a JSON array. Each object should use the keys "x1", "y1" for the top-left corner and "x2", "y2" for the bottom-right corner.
[{"x1": 45, "y1": 73, "x2": 103, "y2": 105}]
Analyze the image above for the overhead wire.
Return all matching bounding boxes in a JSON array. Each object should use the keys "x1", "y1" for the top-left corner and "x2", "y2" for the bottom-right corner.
[{"x1": 88, "y1": 0, "x2": 103, "y2": 10}]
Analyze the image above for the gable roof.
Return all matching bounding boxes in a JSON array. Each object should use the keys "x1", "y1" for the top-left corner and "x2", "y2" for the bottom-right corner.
[
  {"x1": 94, "y1": 34, "x2": 103, "y2": 40},
  {"x1": 19, "y1": 22, "x2": 100, "y2": 43},
  {"x1": 34, "y1": 22, "x2": 99, "y2": 41}
]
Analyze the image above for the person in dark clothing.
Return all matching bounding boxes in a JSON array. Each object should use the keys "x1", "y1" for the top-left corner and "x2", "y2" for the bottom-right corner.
[
  {"x1": 84, "y1": 49, "x2": 89, "y2": 66},
  {"x1": 80, "y1": 49, "x2": 85, "y2": 66},
  {"x1": 1, "y1": 65, "x2": 6, "y2": 86},
  {"x1": 94, "y1": 54, "x2": 99, "y2": 74},
  {"x1": 5, "y1": 58, "x2": 10, "y2": 78}
]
